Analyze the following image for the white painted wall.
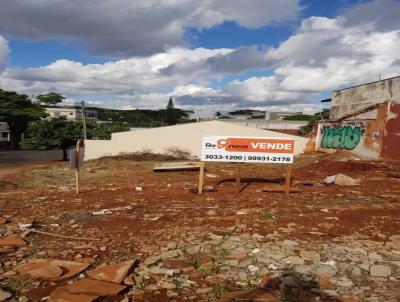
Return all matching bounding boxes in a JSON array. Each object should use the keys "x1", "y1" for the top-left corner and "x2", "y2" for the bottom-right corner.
[
  {"x1": 0, "y1": 122, "x2": 10, "y2": 142},
  {"x1": 85, "y1": 121, "x2": 309, "y2": 161},
  {"x1": 45, "y1": 107, "x2": 97, "y2": 120}
]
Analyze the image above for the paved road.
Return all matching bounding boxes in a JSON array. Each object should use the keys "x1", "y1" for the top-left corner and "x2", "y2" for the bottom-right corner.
[{"x1": 0, "y1": 150, "x2": 62, "y2": 166}]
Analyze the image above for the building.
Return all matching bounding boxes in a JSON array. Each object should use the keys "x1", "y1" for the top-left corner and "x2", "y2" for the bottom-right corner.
[
  {"x1": 198, "y1": 111, "x2": 308, "y2": 132},
  {"x1": 45, "y1": 106, "x2": 97, "y2": 121},
  {"x1": 228, "y1": 110, "x2": 266, "y2": 119},
  {"x1": 228, "y1": 110, "x2": 303, "y2": 120},
  {"x1": 265, "y1": 111, "x2": 303, "y2": 121},
  {"x1": 0, "y1": 122, "x2": 10, "y2": 142},
  {"x1": 211, "y1": 119, "x2": 308, "y2": 132},
  {"x1": 310, "y1": 76, "x2": 400, "y2": 159},
  {"x1": 330, "y1": 76, "x2": 400, "y2": 120}
]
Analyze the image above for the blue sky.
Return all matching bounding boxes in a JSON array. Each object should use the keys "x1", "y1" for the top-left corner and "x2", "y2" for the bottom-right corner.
[
  {"x1": 8, "y1": 0, "x2": 358, "y2": 68},
  {"x1": 0, "y1": 0, "x2": 399, "y2": 116}
]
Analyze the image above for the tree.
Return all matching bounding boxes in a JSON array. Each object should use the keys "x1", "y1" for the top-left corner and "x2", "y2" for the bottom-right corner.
[
  {"x1": 228, "y1": 109, "x2": 265, "y2": 116},
  {"x1": 283, "y1": 114, "x2": 315, "y2": 121},
  {"x1": 36, "y1": 92, "x2": 65, "y2": 105},
  {"x1": 89, "y1": 122, "x2": 129, "y2": 140},
  {"x1": 165, "y1": 97, "x2": 179, "y2": 125},
  {"x1": 21, "y1": 118, "x2": 82, "y2": 160},
  {"x1": 22, "y1": 118, "x2": 130, "y2": 160},
  {"x1": 300, "y1": 109, "x2": 330, "y2": 134},
  {"x1": 88, "y1": 106, "x2": 194, "y2": 127},
  {"x1": 0, "y1": 89, "x2": 47, "y2": 148}
]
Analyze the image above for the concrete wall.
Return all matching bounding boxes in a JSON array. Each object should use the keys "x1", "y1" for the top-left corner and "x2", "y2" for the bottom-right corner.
[
  {"x1": 219, "y1": 119, "x2": 307, "y2": 130},
  {"x1": 316, "y1": 101, "x2": 400, "y2": 159},
  {"x1": 316, "y1": 120, "x2": 381, "y2": 158},
  {"x1": 381, "y1": 102, "x2": 400, "y2": 159},
  {"x1": 266, "y1": 111, "x2": 303, "y2": 121},
  {"x1": 85, "y1": 120, "x2": 309, "y2": 161},
  {"x1": 331, "y1": 76, "x2": 400, "y2": 119}
]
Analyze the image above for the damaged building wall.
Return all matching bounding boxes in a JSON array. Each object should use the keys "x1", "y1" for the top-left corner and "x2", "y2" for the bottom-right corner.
[
  {"x1": 381, "y1": 102, "x2": 400, "y2": 159},
  {"x1": 330, "y1": 76, "x2": 400, "y2": 120},
  {"x1": 316, "y1": 102, "x2": 400, "y2": 159},
  {"x1": 316, "y1": 120, "x2": 380, "y2": 158}
]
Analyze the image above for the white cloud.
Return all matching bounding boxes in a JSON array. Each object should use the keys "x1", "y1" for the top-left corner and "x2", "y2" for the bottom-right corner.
[
  {"x1": 1, "y1": 0, "x2": 400, "y2": 116},
  {"x1": 0, "y1": 47, "x2": 235, "y2": 95},
  {"x1": 0, "y1": 0, "x2": 300, "y2": 57},
  {"x1": 264, "y1": 0, "x2": 400, "y2": 92},
  {"x1": 271, "y1": 20, "x2": 400, "y2": 92},
  {"x1": 0, "y1": 36, "x2": 10, "y2": 70}
]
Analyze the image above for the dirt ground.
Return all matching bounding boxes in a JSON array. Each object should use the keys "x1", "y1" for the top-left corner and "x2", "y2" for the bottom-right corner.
[{"x1": 0, "y1": 151, "x2": 399, "y2": 302}]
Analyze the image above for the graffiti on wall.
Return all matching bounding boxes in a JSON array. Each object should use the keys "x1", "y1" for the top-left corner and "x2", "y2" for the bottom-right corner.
[{"x1": 320, "y1": 124, "x2": 364, "y2": 150}]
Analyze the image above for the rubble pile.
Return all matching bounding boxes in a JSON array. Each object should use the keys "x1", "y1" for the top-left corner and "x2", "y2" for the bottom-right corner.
[
  {"x1": 1, "y1": 212, "x2": 400, "y2": 301},
  {"x1": 130, "y1": 232, "x2": 400, "y2": 301},
  {"x1": 1, "y1": 153, "x2": 400, "y2": 301}
]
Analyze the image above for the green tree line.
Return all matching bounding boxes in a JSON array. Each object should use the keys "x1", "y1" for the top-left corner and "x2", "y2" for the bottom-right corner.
[
  {"x1": 0, "y1": 89, "x2": 195, "y2": 159},
  {"x1": 90, "y1": 97, "x2": 194, "y2": 127},
  {"x1": 21, "y1": 118, "x2": 129, "y2": 160}
]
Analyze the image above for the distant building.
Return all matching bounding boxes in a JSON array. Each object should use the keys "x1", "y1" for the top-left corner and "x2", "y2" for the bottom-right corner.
[
  {"x1": 0, "y1": 122, "x2": 10, "y2": 142},
  {"x1": 265, "y1": 111, "x2": 303, "y2": 121},
  {"x1": 201, "y1": 110, "x2": 306, "y2": 132},
  {"x1": 198, "y1": 118, "x2": 307, "y2": 131},
  {"x1": 45, "y1": 106, "x2": 97, "y2": 121},
  {"x1": 228, "y1": 110, "x2": 266, "y2": 119},
  {"x1": 330, "y1": 75, "x2": 400, "y2": 120},
  {"x1": 220, "y1": 119, "x2": 308, "y2": 132},
  {"x1": 228, "y1": 110, "x2": 304, "y2": 121}
]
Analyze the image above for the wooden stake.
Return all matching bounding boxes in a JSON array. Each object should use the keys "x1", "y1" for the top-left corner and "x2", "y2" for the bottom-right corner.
[
  {"x1": 236, "y1": 163, "x2": 241, "y2": 192},
  {"x1": 284, "y1": 164, "x2": 293, "y2": 194},
  {"x1": 75, "y1": 167, "x2": 79, "y2": 195},
  {"x1": 198, "y1": 161, "x2": 205, "y2": 194},
  {"x1": 29, "y1": 229, "x2": 100, "y2": 241},
  {"x1": 75, "y1": 139, "x2": 84, "y2": 195}
]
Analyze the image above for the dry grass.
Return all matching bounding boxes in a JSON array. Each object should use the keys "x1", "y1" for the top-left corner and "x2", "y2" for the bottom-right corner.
[{"x1": 14, "y1": 152, "x2": 328, "y2": 191}]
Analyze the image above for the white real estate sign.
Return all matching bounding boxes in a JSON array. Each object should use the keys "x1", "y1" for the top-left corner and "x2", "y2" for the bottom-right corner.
[{"x1": 201, "y1": 136, "x2": 295, "y2": 164}]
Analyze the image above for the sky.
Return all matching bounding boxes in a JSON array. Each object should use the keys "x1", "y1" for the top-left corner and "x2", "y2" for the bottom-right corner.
[{"x1": 0, "y1": 0, "x2": 399, "y2": 117}]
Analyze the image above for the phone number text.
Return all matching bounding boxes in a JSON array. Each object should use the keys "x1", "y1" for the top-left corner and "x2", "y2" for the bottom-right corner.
[{"x1": 203, "y1": 154, "x2": 292, "y2": 163}]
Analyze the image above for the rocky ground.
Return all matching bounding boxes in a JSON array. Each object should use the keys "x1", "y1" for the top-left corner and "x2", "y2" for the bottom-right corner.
[{"x1": 0, "y1": 152, "x2": 399, "y2": 301}]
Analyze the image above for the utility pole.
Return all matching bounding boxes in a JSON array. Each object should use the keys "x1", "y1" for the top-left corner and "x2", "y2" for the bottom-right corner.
[{"x1": 81, "y1": 101, "x2": 87, "y2": 140}]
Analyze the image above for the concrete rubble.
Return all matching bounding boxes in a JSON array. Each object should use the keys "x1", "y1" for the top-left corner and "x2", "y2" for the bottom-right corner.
[
  {"x1": 324, "y1": 173, "x2": 361, "y2": 186},
  {"x1": 0, "y1": 152, "x2": 400, "y2": 301},
  {"x1": 16, "y1": 259, "x2": 90, "y2": 281},
  {"x1": 1, "y1": 219, "x2": 399, "y2": 301},
  {"x1": 153, "y1": 162, "x2": 201, "y2": 172},
  {"x1": 86, "y1": 259, "x2": 135, "y2": 283}
]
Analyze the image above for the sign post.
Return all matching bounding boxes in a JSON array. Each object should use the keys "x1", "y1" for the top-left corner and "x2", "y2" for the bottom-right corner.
[
  {"x1": 284, "y1": 165, "x2": 293, "y2": 194},
  {"x1": 198, "y1": 162, "x2": 205, "y2": 194},
  {"x1": 199, "y1": 136, "x2": 295, "y2": 194},
  {"x1": 236, "y1": 163, "x2": 241, "y2": 192},
  {"x1": 70, "y1": 139, "x2": 85, "y2": 194}
]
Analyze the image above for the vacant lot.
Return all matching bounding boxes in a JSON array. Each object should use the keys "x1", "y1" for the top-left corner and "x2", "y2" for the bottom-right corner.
[{"x1": 0, "y1": 152, "x2": 399, "y2": 301}]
